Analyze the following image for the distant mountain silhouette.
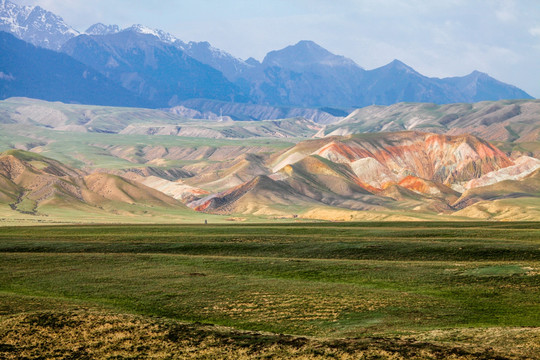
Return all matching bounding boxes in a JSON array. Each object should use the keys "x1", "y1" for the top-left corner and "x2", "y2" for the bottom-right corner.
[
  {"x1": 61, "y1": 29, "x2": 248, "y2": 107},
  {"x1": 0, "y1": 31, "x2": 148, "y2": 107},
  {"x1": 0, "y1": 0, "x2": 533, "y2": 110},
  {"x1": 230, "y1": 43, "x2": 532, "y2": 108}
]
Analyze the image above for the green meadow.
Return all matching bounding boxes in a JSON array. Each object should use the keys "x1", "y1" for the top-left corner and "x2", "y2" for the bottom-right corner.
[{"x1": 1, "y1": 222, "x2": 539, "y2": 359}]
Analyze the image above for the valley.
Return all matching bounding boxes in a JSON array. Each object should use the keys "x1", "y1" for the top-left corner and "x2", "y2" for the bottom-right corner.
[
  {"x1": 0, "y1": 97, "x2": 539, "y2": 223},
  {"x1": 1, "y1": 1, "x2": 539, "y2": 359}
]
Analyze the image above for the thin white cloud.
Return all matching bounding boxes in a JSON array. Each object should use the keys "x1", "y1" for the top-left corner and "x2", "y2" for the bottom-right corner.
[
  {"x1": 0, "y1": 72, "x2": 15, "y2": 81},
  {"x1": 495, "y1": 1, "x2": 517, "y2": 23},
  {"x1": 530, "y1": 27, "x2": 540, "y2": 37}
]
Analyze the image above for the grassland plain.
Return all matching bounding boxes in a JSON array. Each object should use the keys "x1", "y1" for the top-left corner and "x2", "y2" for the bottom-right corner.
[{"x1": 0, "y1": 222, "x2": 539, "y2": 359}]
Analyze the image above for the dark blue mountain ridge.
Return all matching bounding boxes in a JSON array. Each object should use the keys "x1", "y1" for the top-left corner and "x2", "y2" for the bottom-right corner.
[
  {"x1": 440, "y1": 70, "x2": 531, "y2": 103},
  {"x1": 234, "y1": 43, "x2": 533, "y2": 108},
  {"x1": 0, "y1": 31, "x2": 150, "y2": 107},
  {"x1": 262, "y1": 40, "x2": 362, "y2": 70},
  {"x1": 0, "y1": 0, "x2": 534, "y2": 110},
  {"x1": 357, "y1": 59, "x2": 455, "y2": 105},
  {"x1": 61, "y1": 29, "x2": 248, "y2": 108},
  {"x1": 356, "y1": 60, "x2": 532, "y2": 106},
  {"x1": 60, "y1": 21, "x2": 532, "y2": 108},
  {"x1": 237, "y1": 40, "x2": 367, "y2": 108}
]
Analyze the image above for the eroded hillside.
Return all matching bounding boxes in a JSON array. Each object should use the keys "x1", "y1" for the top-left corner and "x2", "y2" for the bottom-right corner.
[{"x1": 0, "y1": 98, "x2": 539, "y2": 222}]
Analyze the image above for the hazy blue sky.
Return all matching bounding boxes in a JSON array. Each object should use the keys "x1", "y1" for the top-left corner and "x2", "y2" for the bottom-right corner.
[{"x1": 14, "y1": 0, "x2": 540, "y2": 97}]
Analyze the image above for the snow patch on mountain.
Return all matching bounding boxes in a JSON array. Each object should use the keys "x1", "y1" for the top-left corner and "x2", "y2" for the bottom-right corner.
[
  {"x1": 125, "y1": 24, "x2": 183, "y2": 45},
  {"x1": 0, "y1": 0, "x2": 79, "y2": 50}
]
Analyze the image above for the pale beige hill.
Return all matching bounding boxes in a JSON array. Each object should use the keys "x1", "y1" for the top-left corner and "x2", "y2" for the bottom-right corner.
[
  {"x1": 184, "y1": 153, "x2": 271, "y2": 192},
  {"x1": 453, "y1": 169, "x2": 540, "y2": 210},
  {"x1": 120, "y1": 125, "x2": 225, "y2": 138},
  {"x1": 96, "y1": 143, "x2": 281, "y2": 166},
  {"x1": 1, "y1": 97, "x2": 187, "y2": 134},
  {"x1": 0, "y1": 98, "x2": 323, "y2": 139},
  {"x1": 133, "y1": 175, "x2": 209, "y2": 203},
  {"x1": 119, "y1": 117, "x2": 322, "y2": 139},
  {"x1": 121, "y1": 167, "x2": 192, "y2": 181},
  {"x1": 277, "y1": 155, "x2": 391, "y2": 211},
  {"x1": 320, "y1": 100, "x2": 540, "y2": 143},
  {"x1": 464, "y1": 156, "x2": 540, "y2": 189},
  {"x1": 301, "y1": 206, "x2": 454, "y2": 221},
  {"x1": 271, "y1": 137, "x2": 331, "y2": 173},
  {"x1": 0, "y1": 150, "x2": 189, "y2": 218},
  {"x1": 83, "y1": 173, "x2": 185, "y2": 208},
  {"x1": 0, "y1": 149, "x2": 83, "y2": 181},
  {"x1": 6, "y1": 97, "x2": 540, "y2": 143},
  {"x1": 192, "y1": 175, "x2": 316, "y2": 216},
  {"x1": 453, "y1": 197, "x2": 540, "y2": 220},
  {"x1": 0, "y1": 150, "x2": 87, "y2": 213}
]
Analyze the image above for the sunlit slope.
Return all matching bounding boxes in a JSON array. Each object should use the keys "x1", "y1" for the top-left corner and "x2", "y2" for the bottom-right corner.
[
  {"x1": 458, "y1": 169, "x2": 540, "y2": 206},
  {"x1": 319, "y1": 100, "x2": 540, "y2": 142},
  {"x1": 192, "y1": 175, "x2": 316, "y2": 216},
  {"x1": 191, "y1": 131, "x2": 538, "y2": 219},
  {"x1": 0, "y1": 149, "x2": 195, "y2": 219},
  {"x1": 272, "y1": 131, "x2": 513, "y2": 191}
]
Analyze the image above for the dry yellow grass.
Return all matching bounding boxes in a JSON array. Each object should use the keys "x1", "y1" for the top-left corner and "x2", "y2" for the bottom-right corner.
[
  {"x1": 453, "y1": 198, "x2": 540, "y2": 220},
  {"x1": 301, "y1": 206, "x2": 456, "y2": 222},
  {"x1": 2, "y1": 310, "x2": 537, "y2": 359}
]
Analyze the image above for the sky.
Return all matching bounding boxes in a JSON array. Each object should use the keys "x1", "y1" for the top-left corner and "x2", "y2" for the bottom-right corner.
[{"x1": 13, "y1": 0, "x2": 540, "y2": 98}]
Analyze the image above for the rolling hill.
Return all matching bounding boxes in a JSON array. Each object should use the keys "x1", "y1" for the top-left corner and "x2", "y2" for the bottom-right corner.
[
  {"x1": 0, "y1": 98, "x2": 538, "y2": 222},
  {"x1": 319, "y1": 100, "x2": 540, "y2": 143},
  {"x1": 187, "y1": 131, "x2": 537, "y2": 219},
  {"x1": 0, "y1": 149, "x2": 189, "y2": 219},
  {"x1": 0, "y1": 97, "x2": 325, "y2": 138},
  {"x1": 272, "y1": 131, "x2": 513, "y2": 190}
]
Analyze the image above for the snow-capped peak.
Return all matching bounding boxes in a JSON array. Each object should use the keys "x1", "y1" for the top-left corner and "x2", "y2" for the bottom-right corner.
[
  {"x1": 185, "y1": 41, "x2": 237, "y2": 60},
  {"x1": 125, "y1": 24, "x2": 182, "y2": 45},
  {"x1": 0, "y1": 0, "x2": 79, "y2": 50}
]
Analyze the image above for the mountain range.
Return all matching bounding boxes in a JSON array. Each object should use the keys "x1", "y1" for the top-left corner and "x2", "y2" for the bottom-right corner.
[
  {"x1": 61, "y1": 29, "x2": 247, "y2": 107},
  {"x1": 0, "y1": 32, "x2": 150, "y2": 107},
  {"x1": 0, "y1": 0, "x2": 78, "y2": 50},
  {"x1": 0, "y1": 0, "x2": 533, "y2": 111}
]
